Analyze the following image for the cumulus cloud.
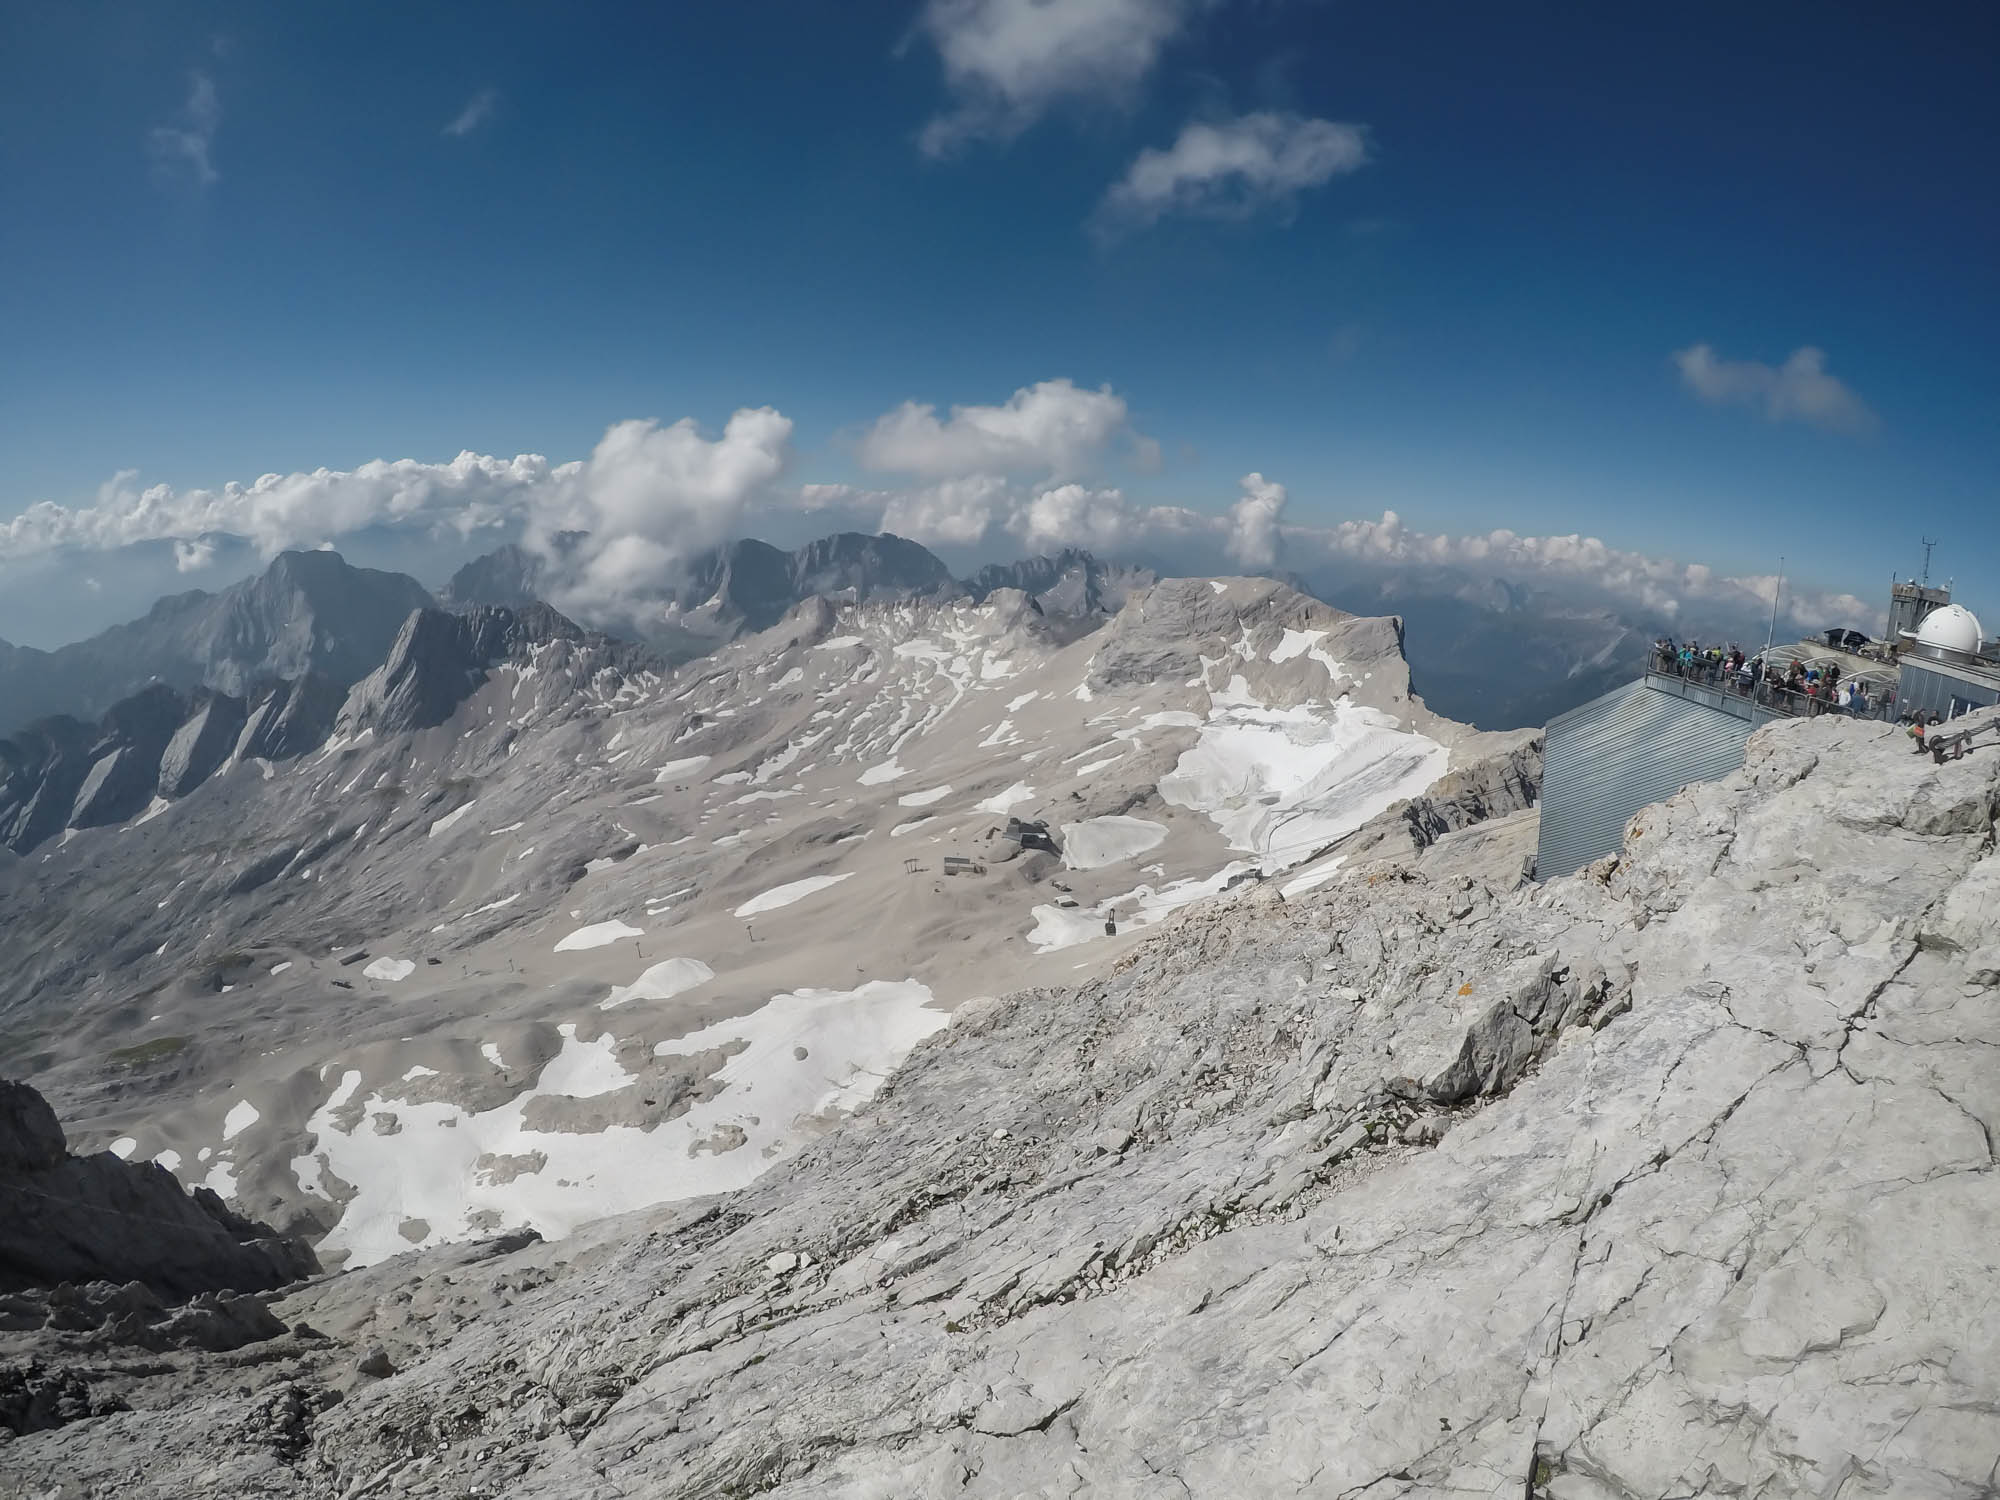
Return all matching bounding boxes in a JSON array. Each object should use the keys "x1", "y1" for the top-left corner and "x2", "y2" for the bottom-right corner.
[
  {"x1": 1097, "y1": 112, "x2": 1367, "y2": 234},
  {"x1": 912, "y1": 0, "x2": 1197, "y2": 156},
  {"x1": 1673, "y1": 344, "x2": 1878, "y2": 434},
  {"x1": 1009, "y1": 483, "x2": 1144, "y2": 553},
  {"x1": 856, "y1": 378, "x2": 1144, "y2": 479},
  {"x1": 530, "y1": 410, "x2": 793, "y2": 621},
  {"x1": 1224, "y1": 472, "x2": 1285, "y2": 570},
  {"x1": 148, "y1": 72, "x2": 221, "y2": 189},
  {"x1": 444, "y1": 88, "x2": 499, "y2": 138}
]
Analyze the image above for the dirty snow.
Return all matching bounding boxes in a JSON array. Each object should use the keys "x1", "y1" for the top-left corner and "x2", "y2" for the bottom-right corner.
[
  {"x1": 858, "y1": 759, "x2": 907, "y2": 786},
  {"x1": 553, "y1": 920, "x2": 644, "y2": 952},
  {"x1": 897, "y1": 785, "x2": 952, "y2": 808},
  {"x1": 1159, "y1": 699, "x2": 1446, "y2": 872},
  {"x1": 600, "y1": 957, "x2": 715, "y2": 1010},
  {"x1": 300, "y1": 983, "x2": 944, "y2": 1267},
  {"x1": 975, "y1": 781, "x2": 1035, "y2": 814},
  {"x1": 221, "y1": 1100, "x2": 260, "y2": 1141},
  {"x1": 735, "y1": 873, "x2": 854, "y2": 918},
  {"x1": 1059, "y1": 815, "x2": 1170, "y2": 870},
  {"x1": 1027, "y1": 905, "x2": 1108, "y2": 954},
  {"x1": 428, "y1": 801, "x2": 477, "y2": 838},
  {"x1": 653, "y1": 755, "x2": 711, "y2": 783}
]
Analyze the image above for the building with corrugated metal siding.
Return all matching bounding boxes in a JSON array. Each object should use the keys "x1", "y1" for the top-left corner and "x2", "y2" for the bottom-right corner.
[{"x1": 1536, "y1": 675, "x2": 1770, "y2": 880}]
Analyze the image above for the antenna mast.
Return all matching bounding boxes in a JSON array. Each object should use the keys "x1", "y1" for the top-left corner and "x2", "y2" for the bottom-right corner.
[
  {"x1": 1920, "y1": 537, "x2": 1938, "y2": 586},
  {"x1": 1763, "y1": 555, "x2": 1785, "y2": 660}
]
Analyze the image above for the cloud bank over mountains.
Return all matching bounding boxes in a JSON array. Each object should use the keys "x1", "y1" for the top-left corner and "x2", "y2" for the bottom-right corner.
[{"x1": 0, "y1": 372, "x2": 1874, "y2": 646}]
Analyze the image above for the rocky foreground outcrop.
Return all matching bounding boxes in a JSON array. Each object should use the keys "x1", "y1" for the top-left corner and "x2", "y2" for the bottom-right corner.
[
  {"x1": 0, "y1": 1080, "x2": 317, "y2": 1299},
  {"x1": 5, "y1": 712, "x2": 1998, "y2": 1497}
]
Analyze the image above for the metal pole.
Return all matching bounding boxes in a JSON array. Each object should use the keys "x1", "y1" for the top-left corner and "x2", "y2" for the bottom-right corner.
[{"x1": 1763, "y1": 555, "x2": 1785, "y2": 659}]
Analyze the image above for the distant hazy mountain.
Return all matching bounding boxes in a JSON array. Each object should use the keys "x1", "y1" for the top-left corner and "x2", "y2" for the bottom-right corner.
[
  {"x1": 0, "y1": 600, "x2": 649, "y2": 855},
  {"x1": 1288, "y1": 566, "x2": 1667, "y2": 730},
  {"x1": 435, "y1": 543, "x2": 546, "y2": 610},
  {"x1": 442, "y1": 532, "x2": 967, "y2": 659},
  {"x1": 443, "y1": 534, "x2": 1140, "y2": 662},
  {"x1": 965, "y1": 547, "x2": 1154, "y2": 618},
  {"x1": 0, "y1": 551, "x2": 435, "y2": 734}
]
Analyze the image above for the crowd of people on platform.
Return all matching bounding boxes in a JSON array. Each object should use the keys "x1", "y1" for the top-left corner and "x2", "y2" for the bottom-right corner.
[{"x1": 1651, "y1": 639, "x2": 1894, "y2": 719}]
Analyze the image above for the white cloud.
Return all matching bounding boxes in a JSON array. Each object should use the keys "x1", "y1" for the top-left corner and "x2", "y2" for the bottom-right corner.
[
  {"x1": 444, "y1": 88, "x2": 499, "y2": 138},
  {"x1": 531, "y1": 410, "x2": 793, "y2": 621},
  {"x1": 148, "y1": 72, "x2": 221, "y2": 189},
  {"x1": 1098, "y1": 112, "x2": 1367, "y2": 234},
  {"x1": 1009, "y1": 483, "x2": 1145, "y2": 553},
  {"x1": 172, "y1": 537, "x2": 218, "y2": 573},
  {"x1": 1, "y1": 453, "x2": 558, "y2": 562},
  {"x1": 882, "y1": 475, "x2": 1013, "y2": 546},
  {"x1": 1223, "y1": 472, "x2": 1285, "y2": 569},
  {"x1": 1673, "y1": 344, "x2": 1877, "y2": 434},
  {"x1": 913, "y1": 0, "x2": 1197, "y2": 156},
  {"x1": 1303, "y1": 509, "x2": 1876, "y2": 631},
  {"x1": 0, "y1": 410, "x2": 793, "y2": 628},
  {"x1": 856, "y1": 378, "x2": 1143, "y2": 479}
]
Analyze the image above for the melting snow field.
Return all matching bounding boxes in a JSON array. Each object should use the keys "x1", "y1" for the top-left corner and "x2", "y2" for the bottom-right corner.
[
  {"x1": 554, "y1": 920, "x2": 644, "y2": 952},
  {"x1": 1028, "y1": 905, "x2": 1108, "y2": 954},
  {"x1": 362, "y1": 957, "x2": 415, "y2": 982},
  {"x1": 1280, "y1": 855, "x2": 1348, "y2": 898},
  {"x1": 1160, "y1": 699, "x2": 1446, "y2": 871},
  {"x1": 975, "y1": 781, "x2": 1035, "y2": 814},
  {"x1": 857, "y1": 759, "x2": 907, "y2": 786},
  {"x1": 734, "y1": 873, "x2": 853, "y2": 918},
  {"x1": 297, "y1": 983, "x2": 944, "y2": 1266},
  {"x1": 427, "y1": 801, "x2": 477, "y2": 838},
  {"x1": 221, "y1": 1100, "x2": 260, "y2": 1141},
  {"x1": 896, "y1": 785, "x2": 953, "y2": 808},
  {"x1": 653, "y1": 755, "x2": 711, "y2": 784},
  {"x1": 599, "y1": 957, "x2": 715, "y2": 1010},
  {"x1": 1060, "y1": 815, "x2": 1170, "y2": 870}
]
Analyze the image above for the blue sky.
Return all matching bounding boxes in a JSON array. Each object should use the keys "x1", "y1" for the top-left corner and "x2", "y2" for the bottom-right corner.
[{"x1": 2, "y1": 1, "x2": 1996, "y2": 644}]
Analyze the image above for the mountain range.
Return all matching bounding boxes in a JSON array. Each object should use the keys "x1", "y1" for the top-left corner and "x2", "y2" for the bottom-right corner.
[
  {"x1": 1, "y1": 534, "x2": 1159, "y2": 742},
  {"x1": 2, "y1": 541, "x2": 1994, "y2": 1494}
]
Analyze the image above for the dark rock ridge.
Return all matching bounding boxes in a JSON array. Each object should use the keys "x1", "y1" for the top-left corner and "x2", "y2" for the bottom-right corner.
[
  {"x1": 336, "y1": 603, "x2": 662, "y2": 737},
  {"x1": 156, "y1": 687, "x2": 248, "y2": 798},
  {"x1": 0, "y1": 1079, "x2": 317, "y2": 1299},
  {"x1": 66, "y1": 684, "x2": 188, "y2": 830},
  {"x1": 0, "y1": 550, "x2": 435, "y2": 735}
]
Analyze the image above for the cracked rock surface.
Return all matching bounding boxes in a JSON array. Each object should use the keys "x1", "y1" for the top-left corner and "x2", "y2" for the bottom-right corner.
[{"x1": 4, "y1": 709, "x2": 1999, "y2": 1496}]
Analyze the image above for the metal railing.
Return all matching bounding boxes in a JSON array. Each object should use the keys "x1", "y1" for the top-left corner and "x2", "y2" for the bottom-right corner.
[{"x1": 1647, "y1": 653, "x2": 1899, "y2": 723}]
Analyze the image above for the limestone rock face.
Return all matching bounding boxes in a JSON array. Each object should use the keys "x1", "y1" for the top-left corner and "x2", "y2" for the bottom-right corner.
[
  {"x1": 235, "y1": 670, "x2": 345, "y2": 762},
  {"x1": 0, "y1": 1080, "x2": 318, "y2": 1299},
  {"x1": 156, "y1": 688, "x2": 248, "y2": 797},
  {"x1": 335, "y1": 604, "x2": 659, "y2": 738},
  {"x1": 5, "y1": 710, "x2": 1998, "y2": 1497},
  {"x1": 68, "y1": 684, "x2": 187, "y2": 829}
]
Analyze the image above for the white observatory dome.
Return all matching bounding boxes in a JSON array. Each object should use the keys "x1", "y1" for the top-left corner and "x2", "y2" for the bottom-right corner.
[{"x1": 1913, "y1": 603, "x2": 1985, "y2": 656}]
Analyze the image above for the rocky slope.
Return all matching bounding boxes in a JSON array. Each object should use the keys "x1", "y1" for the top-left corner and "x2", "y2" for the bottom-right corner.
[
  {"x1": 0, "y1": 574, "x2": 1527, "y2": 1280},
  {"x1": 2, "y1": 708, "x2": 1995, "y2": 1496}
]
